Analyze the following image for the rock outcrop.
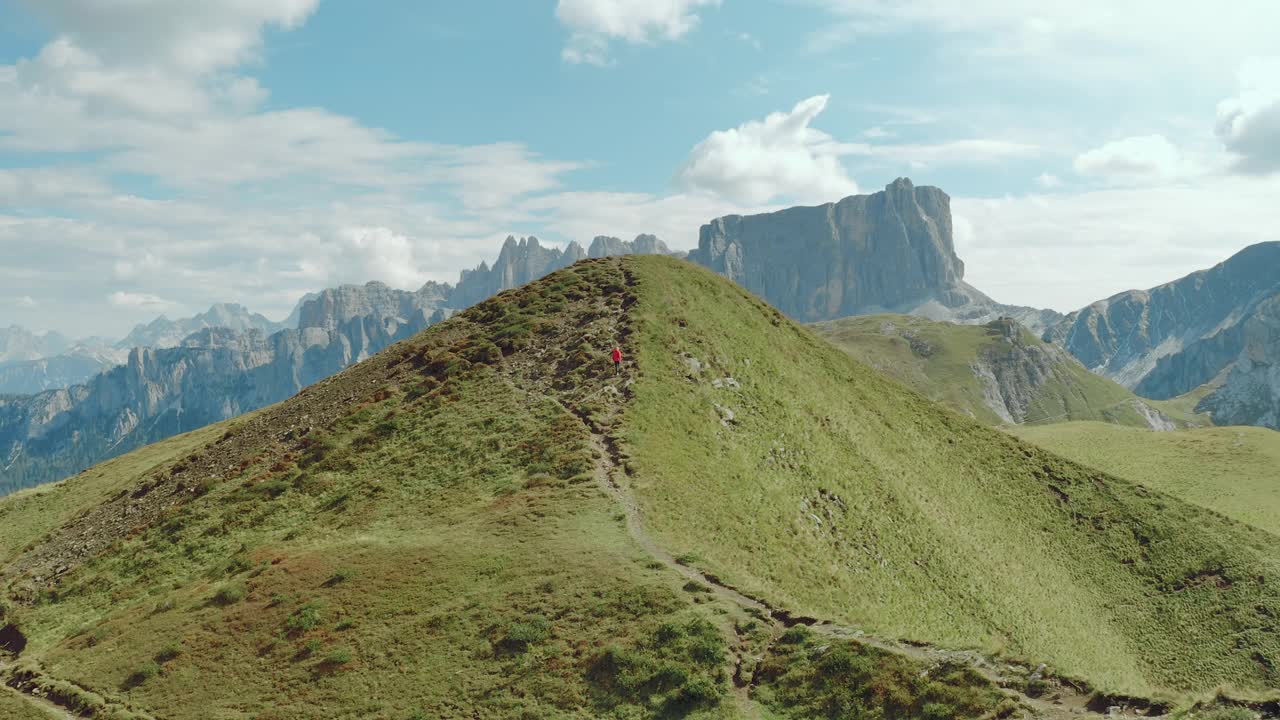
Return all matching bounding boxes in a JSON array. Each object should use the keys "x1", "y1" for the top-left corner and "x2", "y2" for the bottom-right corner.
[
  {"x1": 689, "y1": 178, "x2": 1060, "y2": 332},
  {"x1": 587, "y1": 234, "x2": 674, "y2": 258},
  {"x1": 814, "y1": 313, "x2": 1177, "y2": 429},
  {"x1": 1195, "y1": 294, "x2": 1280, "y2": 428},
  {"x1": 1046, "y1": 242, "x2": 1280, "y2": 427},
  {"x1": 450, "y1": 236, "x2": 586, "y2": 308}
]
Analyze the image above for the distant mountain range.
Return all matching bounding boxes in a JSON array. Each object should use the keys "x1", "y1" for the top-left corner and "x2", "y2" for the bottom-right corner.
[
  {"x1": 3, "y1": 180, "x2": 1276, "y2": 495},
  {"x1": 1045, "y1": 241, "x2": 1280, "y2": 429},
  {"x1": 0, "y1": 235, "x2": 678, "y2": 494}
]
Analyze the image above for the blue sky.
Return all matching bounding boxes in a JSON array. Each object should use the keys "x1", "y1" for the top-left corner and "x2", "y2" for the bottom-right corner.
[{"x1": 2, "y1": 0, "x2": 1279, "y2": 337}]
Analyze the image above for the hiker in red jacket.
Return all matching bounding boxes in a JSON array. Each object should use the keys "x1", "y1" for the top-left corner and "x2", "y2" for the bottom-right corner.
[{"x1": 611, "y1": 346, "x2": 623, "y2": 375}]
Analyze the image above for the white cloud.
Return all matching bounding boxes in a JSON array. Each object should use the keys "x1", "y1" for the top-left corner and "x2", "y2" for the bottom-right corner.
[
  {"x1": 17, "y1": 296, "x2": 38, "y2": 308},
  {"x1": 680, "y1": 95, "x2": 860, "y2": 204},
  {"x1": 1216, "y1": 57, "x2": 1280, "y2": 174},
  {"x1": 22, "y1": 0, "x2": 319, "y2": 74},
  {"x1": 954, "y1": 176, "x2": 1280, "y2": 312},
  {"x1": 557, "y1": 0, "x2": 720, "y2": 65},
  {"x1": 1034, "y1": 172, "x2": 1061, "y2": 189},
  {"x1": 522, "y1": 190, "x2": 774, "y2": 251},
  {"x1": 108, "y1": 291, "x2": 173, "y2": 309},
  {"x1": 863, "y1": 126, "x2": 893, "y2": 139},
  {"x1": 809, "y1": 2, "x2": 1280, "y2": 80},
  {"x1": 1073, "y1": 135, "x2": 1183, "y2": 182}
]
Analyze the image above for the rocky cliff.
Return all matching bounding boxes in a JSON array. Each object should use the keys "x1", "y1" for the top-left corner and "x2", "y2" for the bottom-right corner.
[
  {"x1": 587, "y1": 233, "x2": 674, "y2": 258},
  {"x1": 689, "y1": 178, "x2": 1060, "y2": 332},
  {"x1": 296, "y1": 281, "x2": 450, "y2": 331},
  {"x1": 450, "y1": 236, "x2": 586, "y2": 308},
  {"x1": 1194, "y1": 294, "x2": 1280, "y2": 428},
  {"x1": 1046, "y1": 242, "x2": 1280, "y2": 428},
  {"x1": 0, "y1": 310, "x2": 430, "y2": 494}
]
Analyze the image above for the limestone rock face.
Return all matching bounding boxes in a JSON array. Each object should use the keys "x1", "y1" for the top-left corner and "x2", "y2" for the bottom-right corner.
[
  {"x1": 691, "y1": 179, "x2": 969, "y2": 321},
  {"x1": 1195, "y1": 294, "x2": 1280, "y2": 428},
  {"x1": 0, "y1": 308, "x2": 431, "y2": 495},
  {"x1": 1047, "y1": 242, "x2": 1280, "y2": 393},
  {"x1": 587, "y1": 234, "x2": 673, "y2": 258},
  {"x1": 451, "y1": 236, "x2": 585, "y2": 308},
  {"x1": 297, "y1": 281, "x2": 449, "y2": 331},
  {"x1": 689, "y1": 178, "x2": 1058, "y2": 331}
]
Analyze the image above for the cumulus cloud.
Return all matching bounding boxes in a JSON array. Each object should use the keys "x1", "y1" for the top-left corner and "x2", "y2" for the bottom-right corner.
[
  {"x1": 1216, "y1": 57, "x2": 1280, "y2": 174},
  {"x1": 1073, "y1": 135, "x2": 1183, "y2": 182},
  {"x1": 21, "y1": 0, "x2": 319, "y2": 74},
  {"x1": 680, "y1": 95, "x2": 860, "y2": 204},
  {"x1": 557, "y1": 0, "x2": 719, "y2": 65},
  {"x1": 17, "y1": 296, "x2": 38, "y2": 308}
]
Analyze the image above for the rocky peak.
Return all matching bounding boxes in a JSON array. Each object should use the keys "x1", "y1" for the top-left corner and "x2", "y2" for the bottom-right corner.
[
  {"x1": 587, "y1": 234, "x2": 675, "y2": 258},
  {"x1": 689, "y1": 178, "x2": 968, "y2": 322},
  {"x1": 985, "y1": 317, "x2": 1025, "y2": 344}
]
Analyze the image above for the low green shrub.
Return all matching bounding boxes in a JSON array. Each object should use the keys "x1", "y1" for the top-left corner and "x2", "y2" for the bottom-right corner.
[{"x1": 212, "y1": 583, "x2": 247, "y2": 606}]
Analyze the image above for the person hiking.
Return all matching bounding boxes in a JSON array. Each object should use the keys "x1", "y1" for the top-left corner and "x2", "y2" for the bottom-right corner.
[{"x1": 610, "y1": 346, "x2": 623, "y2": 375}]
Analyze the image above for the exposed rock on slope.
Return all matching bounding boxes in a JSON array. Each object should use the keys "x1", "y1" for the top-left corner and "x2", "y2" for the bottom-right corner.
[
  {"x1": 1196, "y1": 294, "x2": 1280, "y2": 428},
  {"x1": 1047, "y1": 241, "x2": 1280, "y2": 428},
  {"x1": 689, "y1": 178, "x2": 1061, "y2": 333}
]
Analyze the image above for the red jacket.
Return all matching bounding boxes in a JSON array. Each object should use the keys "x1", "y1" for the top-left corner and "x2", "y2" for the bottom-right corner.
[{"x1": 611, "y1": 348, "x2": 622, "y2": 363}]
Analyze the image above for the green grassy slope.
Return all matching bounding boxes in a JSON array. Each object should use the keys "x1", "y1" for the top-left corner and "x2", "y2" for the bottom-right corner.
[
  {"x1": 0, "y1": 260, "x2": 1021, "y2": 720},
  {"x1": 0, "y1": 262, "x2": 745, "y2": 720},
  {"x1": 2, "y1": 256, "x2": 1279, "y2": 718},
  {"x1": 811, "y1": 314, "x2": 1207, "y2": 427},
  {"x1": 621, "y1": 257, "x2": 1280, "y2": 697},
  {"x1": 0, "y1": 689, "x2": 53, "y2": 720},
  {"x1": 1014, "y1": 422, "x2": 1280, "y2": 536}
]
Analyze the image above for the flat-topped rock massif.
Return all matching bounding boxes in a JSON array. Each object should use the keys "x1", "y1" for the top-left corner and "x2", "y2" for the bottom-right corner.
[
  {"x1": 689, "y1": 178, "x2": 1062, "y2": 333},
  {"x1": 691, "y1": 178, "x2": 967, "y2": 321}
]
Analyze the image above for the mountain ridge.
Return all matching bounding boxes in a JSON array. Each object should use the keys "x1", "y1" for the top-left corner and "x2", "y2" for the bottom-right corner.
[{"x1": 2, "y1": 256, "x2": 1278, "y2": 718}]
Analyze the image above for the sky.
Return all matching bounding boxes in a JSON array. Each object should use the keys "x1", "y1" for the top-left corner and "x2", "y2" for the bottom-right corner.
[{"x1": 2, "y1": 0, "x2": 1279, "y2": 338}]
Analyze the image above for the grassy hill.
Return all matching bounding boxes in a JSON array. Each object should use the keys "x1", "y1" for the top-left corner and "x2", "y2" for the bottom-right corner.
[
  {"x1": 1014, "y1": 422, "x2": 1280, "y2": 536},
  {"x1": 812, "y1": 314, "x2": 1207, "y2": 428},
  {"x1": 0, "y1": 257, "x2": 1278, "y2": 718}
]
